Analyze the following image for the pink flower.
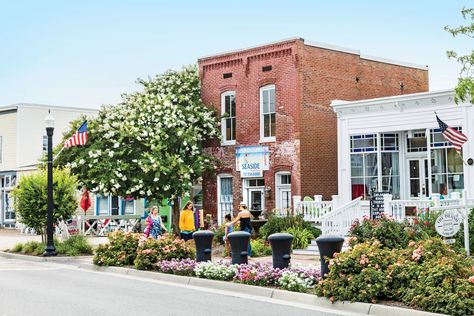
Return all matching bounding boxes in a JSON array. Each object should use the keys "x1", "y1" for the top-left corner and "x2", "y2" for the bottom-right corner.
[
  {"x1": 408, "y1": 241, "x2": 416, "y2": 247},
  {"x1": 469, "y1": 276, "x2": 474, "y2": 284},
  {"x1": 329, "y1": 296, "x2": 334, "y2": 302}
]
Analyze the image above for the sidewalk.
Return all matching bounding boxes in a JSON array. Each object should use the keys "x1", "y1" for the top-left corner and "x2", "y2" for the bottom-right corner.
[{"x1": 0, "y1": 228, "x2": 108, "y2": 251}]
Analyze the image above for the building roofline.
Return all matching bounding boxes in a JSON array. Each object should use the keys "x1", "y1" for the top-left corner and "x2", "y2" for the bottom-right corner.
[
  {"x1": 0, "y1": 103, "x2": 99, "y2": 113},
  {"x1": 331, "y1": 89, "x2": 457, "y2": 109},
  {"x1": 198, "y1": 37, "x2": 302, "y2": 61},
  {"x1": 198, "y1": 37, "x2": 429, "y2": 70}
]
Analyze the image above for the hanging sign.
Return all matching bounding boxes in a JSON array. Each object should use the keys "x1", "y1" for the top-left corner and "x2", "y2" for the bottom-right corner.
[
  {"x1": 236, "y1": 146, "x2": 269, "y2": 178},
  {"x1": 435, "y1": 210, "x2": 461, "y2": 237}
]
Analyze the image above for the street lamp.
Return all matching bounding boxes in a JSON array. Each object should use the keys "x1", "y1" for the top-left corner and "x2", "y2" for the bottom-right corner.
[{"x1": 44, "y1": 111, "x2": 56, "y2": 256}]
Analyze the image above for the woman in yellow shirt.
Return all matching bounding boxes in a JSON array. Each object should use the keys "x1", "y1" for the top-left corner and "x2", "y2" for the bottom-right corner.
[{"x1": 179, "y1": 201, "x2": 195, "y2": 241}]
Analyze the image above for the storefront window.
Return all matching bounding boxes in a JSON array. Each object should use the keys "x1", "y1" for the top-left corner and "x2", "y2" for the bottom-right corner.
[
  {"x1": 350, "y1": 134, "x2": 377, "y2": 200},
  {"x1": 431, "y1": 147, "x2": 463, "y2": 196}
]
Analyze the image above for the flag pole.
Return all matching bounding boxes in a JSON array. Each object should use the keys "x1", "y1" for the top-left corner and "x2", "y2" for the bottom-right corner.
[{"x1": 53, "y1": 146, "x2": 65, "y2": 162}]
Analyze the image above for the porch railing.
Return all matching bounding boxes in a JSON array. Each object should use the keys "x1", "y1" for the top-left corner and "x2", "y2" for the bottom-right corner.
[
  {"x1": 320, "y1": 197, "x2": 365, "y2": 236},
  {"x1": 291, "y1": 195, "x2": 337, "y2": 222},
  {"x1": 76, "y1": 215, "x2": 142, "y2": 236}
]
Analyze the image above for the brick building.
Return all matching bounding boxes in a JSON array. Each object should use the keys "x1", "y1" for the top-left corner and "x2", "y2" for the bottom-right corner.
[{"x1": 198, "y1": 37, "x2": 429, "y2": 224}]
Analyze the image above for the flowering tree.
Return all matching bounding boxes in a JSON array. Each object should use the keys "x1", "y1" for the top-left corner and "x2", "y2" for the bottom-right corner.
[{"x1": 55, "y1": 66, "x2": 220, "y2": 230}]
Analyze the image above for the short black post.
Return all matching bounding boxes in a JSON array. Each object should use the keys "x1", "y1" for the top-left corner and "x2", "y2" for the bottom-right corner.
[
  {"x1": 193, "y1": 230, "x2": 214, "y2": 262},
  {"x1": 268, "y1": 233, "x2": 293, "y2": 269},
  {"x1": 228, "y1": 231, "x2": 251, "y2": 264},
  {"x1": 315, "y1": 235, "x2": 344, "y2": 278}
]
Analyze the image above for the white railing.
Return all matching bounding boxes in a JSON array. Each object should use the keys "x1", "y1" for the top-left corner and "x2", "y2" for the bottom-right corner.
[
  {"x1": 321, "y1": 197, "x2": 365, "y2": 236},
  {"x1": 76, "y1": 215, "x2": 142, "y2": 236},
  {"x1": 292, "y1": 195, "x2": 337, "y2": 222},
  {"x1": 385, "y1": 193, "x2": 463, "y2": 221}
]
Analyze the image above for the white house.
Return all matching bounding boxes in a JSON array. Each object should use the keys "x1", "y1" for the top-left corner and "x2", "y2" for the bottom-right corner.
[
  {"x1": 0, "y1": 103, "x2": 98, "y2": 227},
  {"x1": 331, "y1": 89, "x2": 474, "y2": 204}
]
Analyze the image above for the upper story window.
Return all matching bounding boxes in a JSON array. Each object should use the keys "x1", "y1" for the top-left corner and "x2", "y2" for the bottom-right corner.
[
  {"x1": 221, "y1": 91, "x2": 236, "y2": 145},
  {"x1": 260, "y1": 85, "x2": 276, "y2": 142}
]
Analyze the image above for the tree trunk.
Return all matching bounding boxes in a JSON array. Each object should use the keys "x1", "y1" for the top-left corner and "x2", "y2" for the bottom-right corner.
[{"x1": 172, "y1": 198, "x2": 180, "y2": 235}]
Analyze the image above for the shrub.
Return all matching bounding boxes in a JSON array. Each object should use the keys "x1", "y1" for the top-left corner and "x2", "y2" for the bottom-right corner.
[
  {"x1": 19, "y1": 241, "x2": 45, "y2": 256},
  {"x1": 317, "y1": 237, "x2": 474, "y2": 316},
  {"x1": 11, "y1": 168, "x2": 78, "y2": 237},
  {"x1": 284, "y1": 227, "x2": 314, "y2": 249},
  {"x1": 93, "y1": 231, "x2": 140, "y2": 266},
  {"x1": 250, "y1": 239, "x2": 272, "y2": 257},
  {"x1": 156, "y1": 258, "x2": 197, "y2": 276},
  {"x1": 11, "y1": 243, "x2": 23, "y2": 253},
  {"x1": 260, "y1": 214, "x2": 319, "y2": 240},
  {"x1": 55, "y1": 235, "x2": 93, "y2": 256},
  {"x1": 134, "y1": 234, "x2": 195, "y2": 270},
  {"x1": 195, "y1": 261, "x2": 237, "y2": 281}
]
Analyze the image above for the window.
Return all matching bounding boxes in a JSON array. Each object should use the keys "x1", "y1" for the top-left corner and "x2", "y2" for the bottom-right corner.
[
  {"x1": 430, "y1": 128, "x2": 464, "y2": 196},
  {"x1": 381, "y1": 134, "x2": 400, "y2": 199},
  {"x1": 247, "y1": 178, "x2": 265, "y2": 187},
  {"x1": 43, "y1": 135, "x2": 48, "y2": 152},
  {"x1": 96, "y1": 196, "x2": 109, "y2": 215},
  {"x1": 276, "y1": 172, "x2": 291, "y2": 211},
  {"x1": 122, "y1": 197, "x2": 135, "y2": 215},
  {"x1": 221, "y1": 91, "x2": 236, "y2": 144},
  {"x1": 218, "y1": 175, "x2": 233, "y2": 224},
  {"x1": 0, "y1": 136, "x2": 2, "y2": 163},
  {"x1": 350, "y1": 134, "x2": 377, "y2": 200},
  {"x1": 407, "y1": 131, "x2": 427, "y2": 152},
  {"x1": 260, "y1": 85, "x2": 276, "y2": 141}
]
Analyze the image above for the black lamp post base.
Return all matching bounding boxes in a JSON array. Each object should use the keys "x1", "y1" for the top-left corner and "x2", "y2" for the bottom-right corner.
[{"x1": 43, "y1": 246, "x2": 57, "y2": 257}]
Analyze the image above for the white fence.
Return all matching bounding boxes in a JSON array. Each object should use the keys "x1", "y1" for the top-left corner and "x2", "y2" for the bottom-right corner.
[{"x1": 76, "y1": 215, "x2": 141, "y2": 236}]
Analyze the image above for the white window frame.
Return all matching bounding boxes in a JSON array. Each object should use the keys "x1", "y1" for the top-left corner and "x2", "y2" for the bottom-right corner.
[
  {"x1": 259, "y1": 85, "x2": 276, "y2": 142},
  {"x1": 275, "y1": 172, "x2": 291, "y2": 210},
  {"x1": 221, "y1": 91, "x2": 236, "y2": 145},
  {"x1": 217, "y1": 174, "x2": 233, "y2": 225},
  {"x1": 95, "y1": 195, "x2": 137, "y2": 215}
]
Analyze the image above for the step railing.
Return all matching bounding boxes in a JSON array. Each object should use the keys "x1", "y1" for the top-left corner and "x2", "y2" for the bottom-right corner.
[
  {"x1": 320, "y1": 197, "x2": 364, "y2": 236},
  {"x1": 76, "y1": 215, "x2": 142, "y2": 236},
  {"x1": 292, "y1": 195, "x2": 338, "y2": 222}
]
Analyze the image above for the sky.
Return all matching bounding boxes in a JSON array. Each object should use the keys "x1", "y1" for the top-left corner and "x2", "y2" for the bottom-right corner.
[{"x1": 0, "y1": 0, "x2": 472, "y2": 109}]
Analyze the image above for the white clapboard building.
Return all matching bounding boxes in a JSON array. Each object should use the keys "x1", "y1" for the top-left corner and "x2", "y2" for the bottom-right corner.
[{"x1": 331, "y1": 89, "x2": 474, "y2": 204}]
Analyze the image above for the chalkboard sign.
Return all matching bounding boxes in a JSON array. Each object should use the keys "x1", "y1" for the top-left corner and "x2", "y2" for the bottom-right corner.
[{"x1": 370, "y1": 191, "x2": 389, "y2": 220}]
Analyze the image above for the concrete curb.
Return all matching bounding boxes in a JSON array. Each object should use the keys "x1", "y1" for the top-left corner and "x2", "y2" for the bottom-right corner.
[
  {"x1": 1, "y1": 252, "x2": 445, "y2": 316},
  {"x1": 0, "y1": 251, "x2": 93, "y2": 263}
]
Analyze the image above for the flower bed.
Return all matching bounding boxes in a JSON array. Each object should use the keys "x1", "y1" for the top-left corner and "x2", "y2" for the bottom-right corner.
[
  {"x1": 317, "y1": 216, "x2": 474, "y2": 316},
  {"x1": 154, "y1": 259, "x2": 320, "y2": 292}
]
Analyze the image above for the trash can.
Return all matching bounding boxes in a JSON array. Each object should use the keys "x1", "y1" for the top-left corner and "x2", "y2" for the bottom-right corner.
[
  {"x1": 315, "y1": 235, "x2": 344, "y2": 278},
  {"x1": 193, "y1": 230, "x2": 214, "y2": 262},
  {"x1": 228, "y1": 231, "x2": 251, "y2": 264},
  {"x1": 268, "y1": 233, "x2": 293, "y2": 269}
]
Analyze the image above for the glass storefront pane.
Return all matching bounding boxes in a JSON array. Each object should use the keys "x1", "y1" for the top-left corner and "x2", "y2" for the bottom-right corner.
[
  {"x1": 382, "y1": 175, "x2": 400, "y2": 199},
  {"x1": 365, "y1": 153, "x2": 377, "y2": 177},
  {"x1": 351, "y1": 177, "x2": 366, "y2": 199},
  {"x1": 382, "y1": 152, "x2": 399, "y2": 176},
  {"x1": 432, "y1": 174, "x2": 448, "y2": 195},
  {"x1": 431, "y1": 149, "x2": 447, "y2": 174},
  {"x1": 447, "y1": 148, "x2": 463, "y2": 173},
  {"x1": 351, "y1": 154, "x2": 363, "y2": 177},
  {"x1": 448, "y1": 174, "x2": 464, "y2": 192}
]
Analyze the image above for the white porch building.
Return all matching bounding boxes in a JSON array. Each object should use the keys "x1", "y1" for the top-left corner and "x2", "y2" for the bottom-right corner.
[{"x1": 332, "y1": 89, "x2": 474, "y2": 204}]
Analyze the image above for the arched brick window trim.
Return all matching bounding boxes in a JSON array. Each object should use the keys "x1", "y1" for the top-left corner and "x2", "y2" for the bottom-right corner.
[
  {"x1": 216, "y1": 167, "x2": 233, "y2": 174},
  {"x1": 219, "y1": 85, "x2": 237, "y2": 94},
  {"x1": 272, "y1": 165, "x2": 292, "y2": 174},
  {"x1": 258, "y1": 78, "x2": 277, "y2": 88}
]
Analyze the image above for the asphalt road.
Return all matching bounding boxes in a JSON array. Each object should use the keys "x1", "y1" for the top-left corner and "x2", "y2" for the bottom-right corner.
[{"x1": 0, "y1": 257, "x2": 360, "y2": 316}]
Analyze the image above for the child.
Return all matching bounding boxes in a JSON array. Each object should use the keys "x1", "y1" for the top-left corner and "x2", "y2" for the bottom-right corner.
[{"x1": 223, "y1": 214, "x2": 233, "y2": 259}]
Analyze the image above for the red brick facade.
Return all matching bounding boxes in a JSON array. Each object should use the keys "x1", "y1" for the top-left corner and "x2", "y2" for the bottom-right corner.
[{"x1": 198, "y1": 38, "x2": 428, "y2": 221}]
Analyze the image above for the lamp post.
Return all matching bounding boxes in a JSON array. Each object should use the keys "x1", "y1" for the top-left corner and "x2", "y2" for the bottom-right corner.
[{"x1": 44, "y1": 111, "x2": 57, "y2": 256}]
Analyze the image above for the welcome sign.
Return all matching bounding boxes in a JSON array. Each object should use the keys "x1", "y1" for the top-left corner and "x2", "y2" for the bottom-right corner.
[{"x1": 236, "y1": 146, "x2": 269, "y2": 178}]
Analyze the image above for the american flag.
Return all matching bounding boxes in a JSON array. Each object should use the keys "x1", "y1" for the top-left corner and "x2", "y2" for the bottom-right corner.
[
  {"x1": 436, "y1": 115, "x2": 468, "y2": 153},
  {"x1": 64, "y1": 121, "x2": 88, "y2": 147}
]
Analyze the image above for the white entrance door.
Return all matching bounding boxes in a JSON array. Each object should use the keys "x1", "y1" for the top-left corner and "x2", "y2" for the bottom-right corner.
[
  {"x1": 249, "y1": 189, "x2": 264, "y2": 211},
  {"x1": 407, "y1": 158, "x2": 429, "y2": 199}
]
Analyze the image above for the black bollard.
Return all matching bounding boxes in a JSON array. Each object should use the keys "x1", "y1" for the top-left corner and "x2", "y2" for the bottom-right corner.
[
  {"x1": 268, "y1": 233, "x2": 293, "y2": 269},
  {"x1": 193, "y1": 230, "x2": 214, "y2": 262},
  {"x1": 315, "y1": 235, "x2": 344, "y2": 278},
  {"x1": 228, "y1": 231, "x2": 251, "y2": 264}
]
